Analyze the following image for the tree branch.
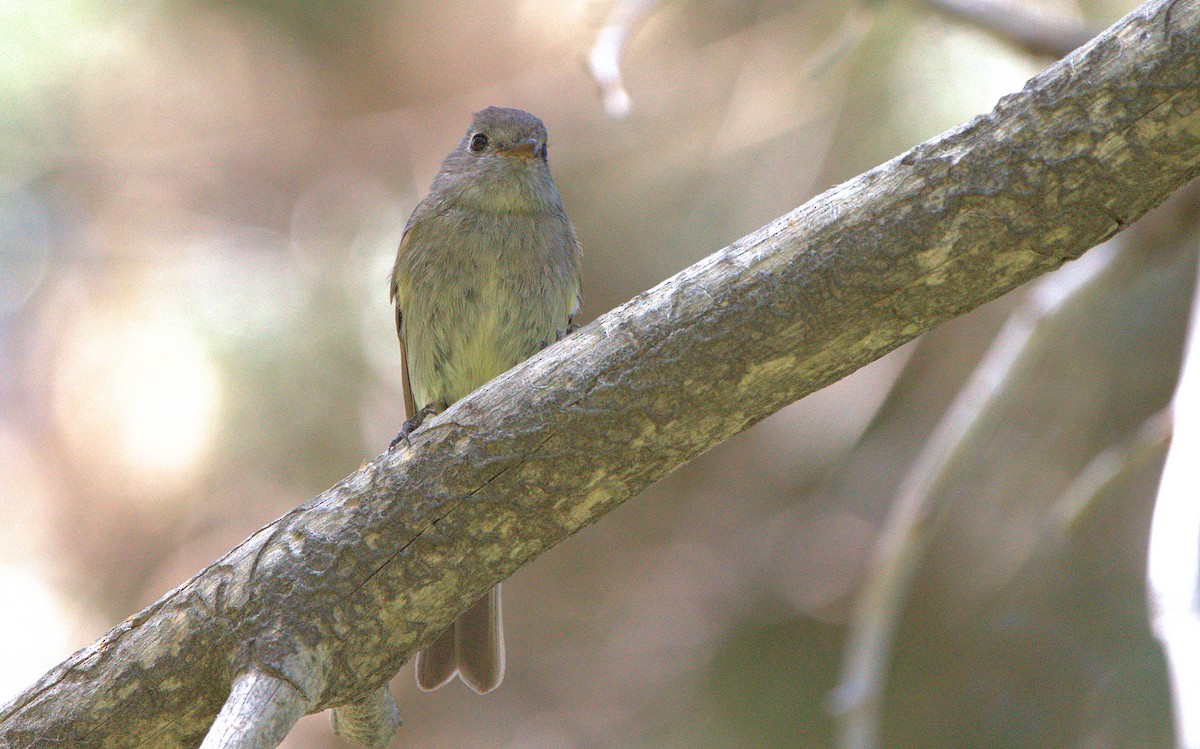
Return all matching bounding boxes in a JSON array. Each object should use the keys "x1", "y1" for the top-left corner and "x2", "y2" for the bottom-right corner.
[
  {"x1": 198, "y1": 672, "x2": 308, "y2": 749},
  {"x1": 2, "y1": 0, "x2": 1199, "y2": 745}
]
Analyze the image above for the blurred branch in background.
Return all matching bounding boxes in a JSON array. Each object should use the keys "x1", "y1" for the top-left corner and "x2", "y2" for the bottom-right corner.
[
  {"x1": 587, "y1": 0, "x2": 656, "y2": 117},
  {"x1": 1050, "y1": 409, "x2": 1171, "y2": 533},
  {"x1": 587, "y1": 0, "x2": 874, "y2": 118},
  {"x1": 920, "y1": 0, "x2": 1101, "y2": 57},
  {"x1": 1150, "y1": 230, "x2": 1200, "y2": 749},
  {"x1": 586, "y1": 0, "x2": 1097, "y2": 121}
]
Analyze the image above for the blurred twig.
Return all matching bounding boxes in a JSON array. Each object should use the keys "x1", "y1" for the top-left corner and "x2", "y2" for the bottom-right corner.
[
  {"x1": 1050, "y1": 408, "x2": 1172, "y2": 532},
  {"x1": 587, "y1": 0, "x2": 875, "y2": 118},
  {"x1": 588, "y1": 0, "x2": 657, "y2": 118},
  {"x1": 920, "y1": 0, "x2": 1101, "y2": 58},
  {"x1": 1149, "y1": 252, "x2": 1200, "y2": 749},
  {"x1": 2, "y1": 1, "x2": 1199, "y2": 746}
]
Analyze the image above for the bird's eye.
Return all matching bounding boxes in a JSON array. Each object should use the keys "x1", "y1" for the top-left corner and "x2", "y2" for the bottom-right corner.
[
  {"x1": 540, "y1": 143, "x2": 548, "y2": 160},
  {"x1": 468, "y1": 133, "x2": 488, "y2": 153}
]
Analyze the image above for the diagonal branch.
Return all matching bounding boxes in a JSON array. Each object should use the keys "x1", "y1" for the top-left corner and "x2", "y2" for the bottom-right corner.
[{"x1": 3, "y1": 0, "x2": 1200, "y2": 746}]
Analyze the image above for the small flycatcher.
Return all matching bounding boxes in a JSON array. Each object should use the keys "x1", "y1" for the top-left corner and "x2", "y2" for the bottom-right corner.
[{"x1": 390, "y1": 107, "x2": 581, "y2": 693}]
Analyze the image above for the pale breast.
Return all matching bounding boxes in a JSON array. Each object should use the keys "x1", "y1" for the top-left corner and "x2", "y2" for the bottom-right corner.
[{"x1": 398, "y1": 207, "x2": 579, "y2": 410}]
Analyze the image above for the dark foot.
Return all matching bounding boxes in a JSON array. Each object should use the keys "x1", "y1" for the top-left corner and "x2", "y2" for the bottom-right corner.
[
  {"x1": 539, "y1": 321, "x2": 579, "y2": 350},
  {"x1": 389, "y1": 404, "x2": 441, "y2": 450}
]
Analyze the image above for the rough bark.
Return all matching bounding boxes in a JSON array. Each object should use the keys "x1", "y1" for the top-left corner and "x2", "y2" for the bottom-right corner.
[{"x1": 2, "y1": 0, "x2": 1198, "y2": 745}]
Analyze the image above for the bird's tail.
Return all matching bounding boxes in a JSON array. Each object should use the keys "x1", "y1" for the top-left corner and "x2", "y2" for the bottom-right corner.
[{"x1": 415, "y1": 585, "x2": 505, "y2": 694}]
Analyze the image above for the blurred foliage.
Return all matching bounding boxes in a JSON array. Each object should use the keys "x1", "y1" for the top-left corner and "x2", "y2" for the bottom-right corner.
[{"x1": 0, "y1": 0, "x2": 1191, "y2": 747}]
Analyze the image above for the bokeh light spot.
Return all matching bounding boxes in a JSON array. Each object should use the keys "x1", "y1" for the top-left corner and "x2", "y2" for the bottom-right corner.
[
  {"x1": 0, "y1": 565, "x2": 71, "y2": 704},
  {"x1": 54, "y1": 309, "x2": 221, "y2": 497}
]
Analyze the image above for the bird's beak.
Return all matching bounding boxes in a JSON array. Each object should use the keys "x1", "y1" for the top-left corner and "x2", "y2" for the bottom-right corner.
[{"x1": 496, "y1": 138, "x2": 540, "y2": 160}]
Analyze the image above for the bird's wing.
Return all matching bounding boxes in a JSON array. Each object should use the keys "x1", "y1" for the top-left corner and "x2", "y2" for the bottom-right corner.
[{"x1": 391, "y1": 231, "x2": 418, "y2": 420}]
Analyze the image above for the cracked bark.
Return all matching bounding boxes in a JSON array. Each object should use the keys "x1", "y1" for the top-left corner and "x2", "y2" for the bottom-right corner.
[{"x1": 2, "y1": 0, "x2": 1199, "y2": 745}]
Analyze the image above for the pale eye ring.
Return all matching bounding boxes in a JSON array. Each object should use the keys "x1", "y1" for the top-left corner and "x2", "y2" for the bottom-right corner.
[{"x1": 469, "y1": 133, "x2": 488, "y2": 153}]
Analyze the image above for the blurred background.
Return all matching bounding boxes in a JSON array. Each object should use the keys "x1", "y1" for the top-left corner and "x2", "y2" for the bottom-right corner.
[{"x1": 0, "y1": 0, "x2": 1192, "y2": 746}]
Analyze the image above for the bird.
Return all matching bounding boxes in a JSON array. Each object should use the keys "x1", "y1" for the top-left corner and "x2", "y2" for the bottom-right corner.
[{"x1": 389, "y1": 106, "x2": 581, "y2": 693}]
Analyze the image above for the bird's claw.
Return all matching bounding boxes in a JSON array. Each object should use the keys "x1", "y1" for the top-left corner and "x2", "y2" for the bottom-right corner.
[
  {"x1": 539, "y1": 322, "x2": 579, "y2": 350},
  {"x1": 389, "y1": 405, "x2": 441, "y2": 450}
]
